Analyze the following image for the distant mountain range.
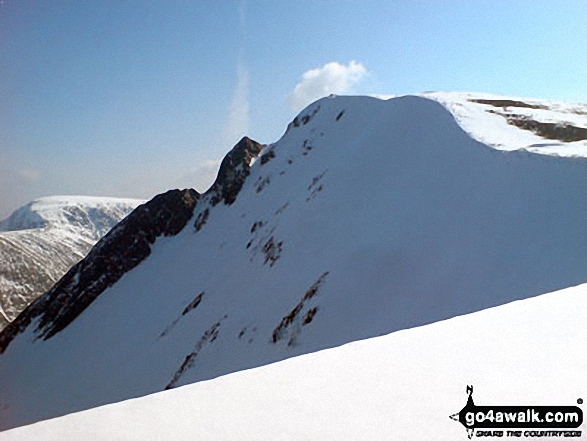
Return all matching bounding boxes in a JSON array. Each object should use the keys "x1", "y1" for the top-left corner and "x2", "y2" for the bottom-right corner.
[
  {"x1": 1, "y1": 92, "x2": 586, "y2": 433},
  {"x1": 0, "y1": 196, "x2": 143, "y2": 329}
]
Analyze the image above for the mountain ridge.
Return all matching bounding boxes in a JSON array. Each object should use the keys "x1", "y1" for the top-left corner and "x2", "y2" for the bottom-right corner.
[{"x1": 0, "y1": 136, "x2": 264, "y2": 352}]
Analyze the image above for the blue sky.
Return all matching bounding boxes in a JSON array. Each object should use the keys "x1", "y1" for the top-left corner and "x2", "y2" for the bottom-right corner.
[{"x1": 1, "y1": 0, "x2": 586, "y2": 217}]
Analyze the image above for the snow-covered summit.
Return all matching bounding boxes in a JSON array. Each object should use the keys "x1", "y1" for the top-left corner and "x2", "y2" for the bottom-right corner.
[
  {"x1": 0, "y1": 196, "x2": 143, "y2": 237},
  {"x1": 1, "y1": 93, "x2": 586, "y2": 432},
  {"x1": 0, "y1": 196, "x2": 143, "y2": 330},
  {"x1": 370, "y1": 91, "x2": 587, "y2": 157}
]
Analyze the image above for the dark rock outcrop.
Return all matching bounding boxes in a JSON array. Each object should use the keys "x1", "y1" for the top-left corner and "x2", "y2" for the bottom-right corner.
[
  {"x1": 0, "y1": 189, "x2": 199, "y2": 353},
  {"x1": 487, "y1": 110, "x2": 587, "y2": 142},
  {"x1": 470, "y1": 98, "x2": 548, "y2": 110},
  {"x1": 506, "y1": 116, "x2": 587, "y2": 142},
  {"x1": 207, "y1": 137, "x2": 263, "y2": 207}
]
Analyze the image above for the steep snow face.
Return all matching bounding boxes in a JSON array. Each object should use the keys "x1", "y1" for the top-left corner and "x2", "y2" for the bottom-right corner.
[
  {"x1": 0, "y1": 196, "x2": 143, "y2": 328},
  {"x1": 3, "y1": 283, "x2": 586, "y2": 440},
  {"x1": 1, "y1": 95, "x2": 587, "y2": 431}
]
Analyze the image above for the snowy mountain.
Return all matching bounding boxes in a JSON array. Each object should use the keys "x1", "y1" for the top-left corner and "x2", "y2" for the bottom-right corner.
[
  {"x1": 0, "y1": 196, "x2": 143, "y2": 330},
  {"x1": 3, "y1": 282, "x2": 585, "y2": 440},
  {"x1": 1, "y1": 93, "x2": 586, "y2": 432}
]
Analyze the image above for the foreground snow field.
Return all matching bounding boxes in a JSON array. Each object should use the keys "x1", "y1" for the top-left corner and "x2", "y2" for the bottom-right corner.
[
  {"x1": 1, "y1": 93, "x2": 586, "y2": 432},
  {"x1": 2, "y1": 283, "x2": 585, "y2": 440}
]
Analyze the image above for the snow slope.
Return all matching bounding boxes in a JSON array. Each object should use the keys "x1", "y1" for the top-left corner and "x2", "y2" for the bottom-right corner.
[
  {"x1": 2, "y1": 283, "x2": 585, "y2": 440},
  {"x1": 0, "y1": 196, "x2": 143, "y2": 329},
  {"x1": 1, "y1": 94, "x2": 587, "y2": 431}
]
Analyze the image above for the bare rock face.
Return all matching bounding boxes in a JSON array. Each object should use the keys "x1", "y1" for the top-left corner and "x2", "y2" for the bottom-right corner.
[
  {"x1": 208, "y1": 137, "x2": 264, "y2": 206},
  {"x1": 194, "y1": 137, "x2": 263, "y2": 233},
  {"x1": 0, "y1": 189, "x2": 199, "y2": 352}
]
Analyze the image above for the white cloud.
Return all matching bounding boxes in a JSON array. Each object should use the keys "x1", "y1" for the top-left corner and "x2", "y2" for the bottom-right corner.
[{"x1": 288, "y1": 61, "x2": 368, "y2": 110}]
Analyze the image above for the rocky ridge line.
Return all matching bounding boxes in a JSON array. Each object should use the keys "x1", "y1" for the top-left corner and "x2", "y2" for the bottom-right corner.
[{"x1": 0, "y1": 137, "x2": 263, "y2": 353}]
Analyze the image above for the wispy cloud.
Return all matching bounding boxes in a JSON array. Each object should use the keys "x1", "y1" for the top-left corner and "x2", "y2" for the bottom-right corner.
[
  {"x1": 238, "y1": 0, "x2": 246, "y2": 38},
  {"x1": 288, "y1": 61, "x2": 368, "y2": 110},
  {"x1": 222, "y1": 61, "x2": 250, "y2": 146},
  {"x1": 220, "y1": 0, "x2": 250, "y2": 148}
]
